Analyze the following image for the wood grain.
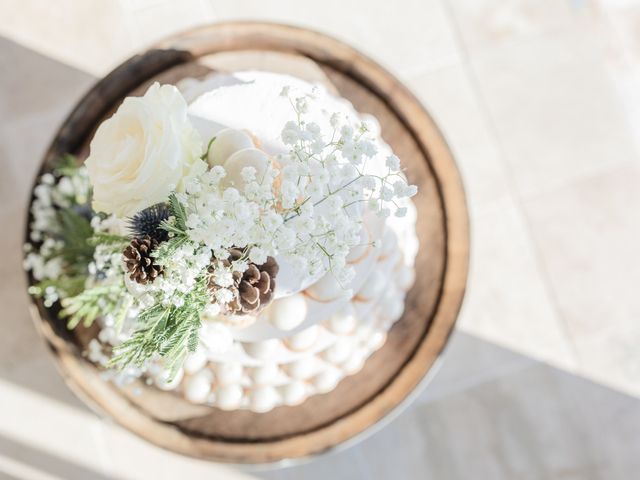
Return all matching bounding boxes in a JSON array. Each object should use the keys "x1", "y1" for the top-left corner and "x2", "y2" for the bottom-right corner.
[{"x1": 24, "y1": 22, "x2": 469, "y2": 464}]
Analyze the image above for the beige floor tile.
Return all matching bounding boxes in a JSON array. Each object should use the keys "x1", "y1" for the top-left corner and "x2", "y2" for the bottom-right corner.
[
  {"x1": 524, "y1": 163, "x2": 640, "y2": 396},
  {"x1": 594, "y1": 1, "x2": 640, "y2": 153},
  {"x1": 416, "y1": 331, "x2": 536, "y2": 403},
  {"x1": 267, "y1": 357, "x2": 633, "y2": 480},
  {"x1": 124, "y1": 0, "x2": 216, "y2": 51},
  {"x1": 447, "y1": 0, "x2": 593, "y2": 53},
  {"x1": 0, "y1": 37, "x2": 94, "y2": 209},
  {"x1": 404, "y1": 364, "x2": 626, "y2": 480},
  {"x1": 99, "y1": 423, "x2": 257, "y2": 480},
  {"x1": 467, "y1": 27, "x2": 637, "y2": 198},
  {"x1": 0, "y1": 37, "x2": 94, "y2": 122},
  {"x1": 210, "y1": 0, "x2": 461, "y2": 78},
  {"x1": 0, "y1": 379, "x2": 111, "y2": 479},
  {"x1": 0, "y1": 0, "x2": 134, "y2": 76},
  {"x1": 0, "y1": 266, "x2": 46, "y2": 370},
  {"x1": 407, "y1": 64, "x2": 511, "y2": 210},
  {"x1": 458, "y1": 195, "x2": 578, "y2": 370}
]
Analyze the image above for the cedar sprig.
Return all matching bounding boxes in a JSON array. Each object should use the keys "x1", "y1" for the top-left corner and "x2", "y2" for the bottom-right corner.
[
  {"x1": 60, "y1": 283, "x2": 127, "y2": 329},
  {"x1": 107, "y1": 276, "x2": 209, "y2": 380}
]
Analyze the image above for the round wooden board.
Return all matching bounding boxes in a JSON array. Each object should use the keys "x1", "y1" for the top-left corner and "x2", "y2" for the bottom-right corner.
[{"x1": 26, "y1": 22, "x2": 469, "y2": 464}]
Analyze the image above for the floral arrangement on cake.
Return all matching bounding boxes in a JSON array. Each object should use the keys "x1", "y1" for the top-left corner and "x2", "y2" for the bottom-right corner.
[{"x1": 24, "y1": 80, "x2": 417, "y2": 384}]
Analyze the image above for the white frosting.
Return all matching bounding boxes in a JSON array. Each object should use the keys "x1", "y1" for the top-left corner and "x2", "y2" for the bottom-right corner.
[
  {"x1": 215, "y1": 384, "x2": 243, "y2": 410},
  {"x1": 154, "y1": 71, "x2": 420, "y2": 412},
  {"x1": 183, "y1": 349, "x2": 207, "y2": 374},
  {"x1": 268, "y1": 294, "x2": 307, "y2": 331},
  {"x1": 184, "y1": 370, "x2": 213, "y2": 403}
]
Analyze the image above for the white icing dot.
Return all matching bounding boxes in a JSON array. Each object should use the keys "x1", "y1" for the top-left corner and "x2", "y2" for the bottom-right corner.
[
  {"x1": 313, "y1": 366, "x2": 342, "y2": 393},
  {"x1": 269, "y1": 294, "x2": 307, "y2": 331},
  {"x1": 214, "y1": 362, "x2": 243, "y2": 385},
  {"x1": 323, "y1": 337, "x2": 354, "y2": 364},
  {"x1": 388, "y1": 299, "x2": 405, "y2": 322},
  {"x1": 216, "y1": 384, "x2": 243, "y2": 410},
  {"x1": 183, "y1": 349, "x2": 207, "y2": 375},
  {"x1": 250, "y1": 386, "x2": 279, "y2": 412},
  {"x1": 250, "y1": 363, "x2": 279, "y2": 385},
  {"x1": 342, "y1": 349, "x2": 367, "y2": 375},
  {"x1": 377, "y1": 284, "x2": 405, "y2": 324},
  {"x1": 327, "y1": 304, "x2": 358, "y2": 335},
  {"x1": 398, "y1": 266, "x2": 416, "y2": 291},
  {"x1": 155, "y1": 368, "x2": 184, "y2": 391},
  {"x1": 367, "y1": 331, "x2": 387, "y2": 351},
  {"x1": 243, "y1": 339, "x2": 280, "y2": 360},
  {"x1": 281, "y1": 381, "x2": 308, "y2": 406},
  {"x1": 285, "y1": 325, "x2": 320, "y2": 351},
  {"x1": 355, "y1": 323, "x2": 374, "y2": 340},
  {"x1": 184, "y1": 370, "x2": 213, "y2": 403},
  {"x1": 200, "y1": 322, "x2": 233, "y2": 354},
  {"x1": 286, "y1": 356, "x2": 319, "y2": 380}
]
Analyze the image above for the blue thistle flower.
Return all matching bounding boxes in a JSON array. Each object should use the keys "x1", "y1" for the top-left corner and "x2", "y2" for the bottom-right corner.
[{"x1": 128, "y1": 203, "x2": 170, "y2": 242}]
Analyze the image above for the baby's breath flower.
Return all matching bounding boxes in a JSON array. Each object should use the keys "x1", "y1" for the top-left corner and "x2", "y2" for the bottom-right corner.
[
  {"x1": 395, "y1": 207, "x2": 408, "y2": 218},
  {"x1": 249, "y1": 246, "x2": 267, "y2": 265}
]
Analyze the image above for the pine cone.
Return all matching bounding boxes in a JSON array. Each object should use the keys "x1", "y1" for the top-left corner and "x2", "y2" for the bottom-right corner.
[
  {"x1": 209, "y1": 248, "x2": 279, "y2": 315},
  {"x1": 123, "y1": 235, "x2": 163, "y2": 285}
]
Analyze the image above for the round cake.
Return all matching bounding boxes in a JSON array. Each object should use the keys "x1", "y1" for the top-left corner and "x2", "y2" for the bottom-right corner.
[{"x1": 25, "y1": 70, "x2": 419, "y2": 413}]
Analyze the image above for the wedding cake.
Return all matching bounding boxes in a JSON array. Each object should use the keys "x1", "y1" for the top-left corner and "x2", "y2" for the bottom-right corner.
[{"x1": 25, "y1": 70, "x2": 418, "y2": 412}]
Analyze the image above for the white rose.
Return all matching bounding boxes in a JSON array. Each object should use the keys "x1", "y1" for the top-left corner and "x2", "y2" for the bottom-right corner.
[{"x1": 85, "y1": 82, "x2": 206, "y2": 217}]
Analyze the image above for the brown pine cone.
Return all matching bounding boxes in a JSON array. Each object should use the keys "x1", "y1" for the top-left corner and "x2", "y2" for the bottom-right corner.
[
  {"x1": 123, "y1": 235, "x2": 163, "y2": 285},
  {"x1": 209, "y1": 248, "x2": 279, "y2": 315}
]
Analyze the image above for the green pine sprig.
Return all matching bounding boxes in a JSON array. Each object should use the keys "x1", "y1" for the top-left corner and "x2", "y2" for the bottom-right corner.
[
  {"x1": 60, "y1": 283, "x2": 127, "y2": 329},
  {"x1": 57, "y1": 208, "x2": 94, "y2": 274},
  {"x1": 107, "y1": 276, "x2": 209, "y2": 379},
  {"x1": 87, "y1": 232, "x2": 130, "y2": 254},
  {"x1": 154, "y1": 192, "x2": 192, "y2": 264},
  {"x1": 29, "y1": 275, "x2": 87, "y2": 299},
  {"x1": 53, "y1": 153, "x2": 81, "y2": 177}
]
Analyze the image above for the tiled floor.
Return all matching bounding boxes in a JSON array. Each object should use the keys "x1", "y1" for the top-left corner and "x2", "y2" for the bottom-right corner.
[{"x1": 0, "y1": 0, "x2": 639, "y2": 479}]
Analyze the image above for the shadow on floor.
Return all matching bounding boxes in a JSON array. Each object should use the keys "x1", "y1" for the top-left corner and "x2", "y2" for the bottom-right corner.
[
  {"x1": 0, "y1": 434, "x2": 119, "y2": 480},
  {"x1": 0, "y1": 35, "x2": 95, "y2": 412},
  {"x1": 1, "y1": 35, "x2": 640, "y2": 480},
  {"x1": 260, "y1": 332, "x2": 640, "y2": 480}
]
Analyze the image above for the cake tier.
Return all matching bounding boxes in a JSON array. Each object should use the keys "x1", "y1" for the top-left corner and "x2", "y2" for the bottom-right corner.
[
  {"x1": 94, "y1": 71, "x2": 418, "y2": 412},
  {"x1": 153, "y1": 222, "x2": 415, "y2": 412}
]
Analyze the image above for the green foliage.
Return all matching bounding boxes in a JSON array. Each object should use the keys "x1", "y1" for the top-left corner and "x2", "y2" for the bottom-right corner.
[
  {"x1": 152, "y1": 234, "x2": 189, "y2": 264},
  {"x1": 60, "y1": 283, "x2": 126, "y2": 329},
  {"x1": 29, "y1": 275, "x2": 87, "y2": 299},
  {"x1": 168, "y1": 192, "x2": 188, "y2": 231},
  {"x1": 53, "y1": 153, "x2": 81, "y2": 177},
  {"x1": 87, "y1": 232, "x2": 130, "y2": 253},
  {"x1": 200, "y1": 136, "x2": 217, "y2": 161},
  {"x1": 57, "y1": 208, "x2": 94, "y2": 276},
  {"x1": 154, "y1": 192, "x2": 191, "y2": 264},
  {"x1": 108, "y1": 277, "x2": 209, "y2": 379}
]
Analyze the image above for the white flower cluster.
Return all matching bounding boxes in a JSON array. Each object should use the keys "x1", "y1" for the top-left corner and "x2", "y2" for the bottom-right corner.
[
  {"x1": 155, "y1": 87, "x2": 418, "y2": 308},
  {"x1": 132, "y1": 242, "x2": 212, "y2": 310},
  {"x1": 24, "y1": 83, "x2": 418, "y2": 375},
  {"x1": 24, "y1": 166, "x2": 91, "y2": 306},
  {"x1": 275, "y1": 89, "x2": 417, "y2": 283}
]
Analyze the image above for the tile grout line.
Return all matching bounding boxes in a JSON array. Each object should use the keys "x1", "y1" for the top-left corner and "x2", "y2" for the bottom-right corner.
[{"x1": 437, "y1": 0, "x2": 584, "y2": 371}]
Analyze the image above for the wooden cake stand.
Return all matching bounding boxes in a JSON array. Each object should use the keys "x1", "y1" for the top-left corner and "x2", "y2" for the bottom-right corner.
[{"x1": 25, "y1": 22, "x2": 469, "y2": 464}]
